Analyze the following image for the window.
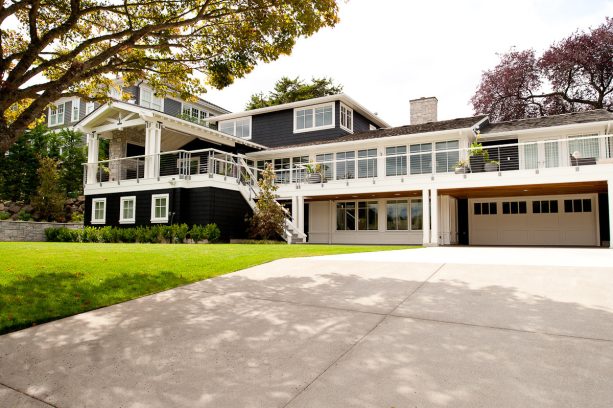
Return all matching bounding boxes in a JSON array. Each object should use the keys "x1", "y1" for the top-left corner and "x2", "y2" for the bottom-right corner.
[
  {"x1": 294, "y1": 103, "x2": 334, "y2": 132},
  {"x1": 218, "y1": 117, "x2": 252, "y2": 139},
  {"x1": 292, "y1": 156, "x2": 309, "y2": 183},
  {"x1": 358, "y1": 201, "x2": 378, "y2": 230},
  {"x1": 410, "y1": 199, "x2": 423, "y2": 230},
  {"x1": 336, "y1": 202, "x2": 356, "y2": 231},
  {"x1": 151, "y1": 194, "x2": 169, "y2": 223},
  {"x1": 532, "y1": 200, "x2": 558, "y2": 214},
  {"x1": 502, "y1": 201, "x2": 527, "y2": 215},
  {"x1": 316, "y1": 153, "x2": 334, "y2": 181},
  {"x1": 182, "y1": 104, "x2": 209, "y2": 124},
  {"x1": 564, "y1": 198, "x2": 592, "y2": 213},
  {"x1": 91, "y1": 198, "x2": 106, "y2": 224},
  {"x1": 140, "y1": 86, "x2": 163, "y2": 110},
  {"x1": 340, "y1": 103, "x2": 353, "y2": 132},
  {"x1": 435, "y1": 140, "x2": 459, "y2": 173},
  {"x1": 386, "y1": 200, "x2": 409, "y2": 230},
  {"x1": 410, "y1": 143, "x2": 432, "y2": 174},
  {"x1": 386, "y1": 146, "x2": 407, "y2": 176},
  {"x1": 120, "y1": 196, "x2": 136, "y2": 224},
  {"x1": 358, "y1": 149, "x2": 377, "y2": 178},
  {"x1": 474, "y1": 202, "x2": 497, "y2": 215},
  {"x1": 336, "y1": 151, "x2": 355, "y2": 180},
  {"x1": 85, "y1": 102, "x2": 95, "y2": 115},
  {"x1": 369, "y1": 124, "x2": 377, "y2": 131},
  {"x1": 71, "y1": 100, "x2": 80, "y2": 122},
  {"x1": 48, "y1": 102, "x2": 65, "y2": 126},
  {"x1": 109, "y1": 86, "x2": 122, "y2": 100},
  {"x1": 569, "y1": 135, "x2": 599, "y2": 161},
  {"x1": 274, "y1": 158, "x2": 290, "y2": 184}
]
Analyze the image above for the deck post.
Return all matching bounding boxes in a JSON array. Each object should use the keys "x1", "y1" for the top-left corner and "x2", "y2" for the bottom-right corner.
[
  {"x1": 298, "y1": 195, "x2": 305, "y2": 234},
  {"x1": 422, "y1": 189, "x2": 430, "y2": 245},
  {"x1": 86, "y1": 132, "x2": 99, "y2": 185},
  {"x1": 431, "y1": 188, "x2": 439, "y2": 246}
]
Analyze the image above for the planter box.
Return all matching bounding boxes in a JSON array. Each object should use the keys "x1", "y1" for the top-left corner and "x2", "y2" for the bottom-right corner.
[
  {"x1": 484, "y1": 162, "x2": 499, "y2": 172},
  {"x1": 469, "y1": 156, "x2": 485, "y2": 173}
]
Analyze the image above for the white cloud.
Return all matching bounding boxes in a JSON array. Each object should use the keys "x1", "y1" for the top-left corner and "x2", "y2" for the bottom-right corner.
[{"x1": 204, "y1": 0, "x2": 612, "y2": 126}]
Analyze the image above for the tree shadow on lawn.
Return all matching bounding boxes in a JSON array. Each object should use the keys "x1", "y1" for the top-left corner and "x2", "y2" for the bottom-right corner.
[{"x1": 0, "y1": 268, "x2": 612, "y2": 407}]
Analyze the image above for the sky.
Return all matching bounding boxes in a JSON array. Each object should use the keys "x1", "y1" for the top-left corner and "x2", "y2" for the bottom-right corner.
[{"x1": 204, "y1": 0, "x2": 613, "y2": 126}]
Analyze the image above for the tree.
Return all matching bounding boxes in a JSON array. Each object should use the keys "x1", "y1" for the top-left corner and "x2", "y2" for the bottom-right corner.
[
  {"x1": 31, "y1": 156, "x2": 66, "y2": 221},
  {"x1": 57, "y1": 129, "x2": 87, "y2": 198},
  {"x1": 472, "y1": 18, "x2": 613, "y2": 121},
  {"x1": 249, "y1": 162, "x2": 285, "y2": 240},
  {"x1": 0, "y1": 1, "x2": 340, "y2": 152},
  {"x1": 246, "y1": 76, "x2": 343, "y2": 109}
]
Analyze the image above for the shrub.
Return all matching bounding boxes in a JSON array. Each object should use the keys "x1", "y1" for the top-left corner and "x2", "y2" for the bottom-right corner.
[
  {"x1": 71, "y1": 212, "x2": 84, "y2": 223},
  {"x1": 44, "y1": 227, "x2": 61, "y2": 241},
  {"x1": 17, "y1": 210, "x2": 32, "y2": 221},
  {"x1": 189, "y1": 224, "x2": 206, "y2": 242},
  {"x1": 0, "y1": 211, "x2": 10, "y2": 220},
  {"x1": 119, "y1": 227, "x2": 137, "y2": 243},
  {"x1": 203, "y1": 223, "x2": 221, "y2": 243},
  {"x1": 57, "y1": 227, "x2": 77, "y2": 242},
  {"x1": 174, "y1": 224, "x2": 189, "y2": 243},
  {"x1": 100, "y1": 226, "x2": 114, "y2": 243},
  {"x1": 31, "y1": 156, "x2": 66, "y2": 221}
]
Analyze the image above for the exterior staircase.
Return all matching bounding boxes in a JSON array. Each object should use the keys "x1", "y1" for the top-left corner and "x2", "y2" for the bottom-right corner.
[{"x1": 237, "y1": 158, "x2": 307, "y2": 244}]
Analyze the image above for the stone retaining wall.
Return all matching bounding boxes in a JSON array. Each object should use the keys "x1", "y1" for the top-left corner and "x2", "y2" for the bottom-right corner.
[{"x1": 0, "y1": 221, "x2": 83, "y2": 242}]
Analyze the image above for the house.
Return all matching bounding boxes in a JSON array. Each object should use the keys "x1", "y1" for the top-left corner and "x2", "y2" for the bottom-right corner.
[{"x1": 78, "y1": 93, "x2": 613, "y2": 247}]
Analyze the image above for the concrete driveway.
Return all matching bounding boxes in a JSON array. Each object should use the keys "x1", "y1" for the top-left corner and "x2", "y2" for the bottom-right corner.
[{"x1": 1, "y1": 247, "x2": 613, "y2": 407}]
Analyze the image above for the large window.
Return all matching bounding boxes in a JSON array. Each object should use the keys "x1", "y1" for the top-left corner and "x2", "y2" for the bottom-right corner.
[
  {"x1": 274, "y1": 158, "x2": 291, "y2": 184},
  {"x1": 410, "y1": 143, "x2": 432, "y2": 174},
  {"x1": 182, "y1": 104, "x2": 209, "y2": 124},
  {"x1": 140, "y1": 86, "x2": 163, "y2": 110},
  {"x1": 386, "y1": 200, "x2": 409, "y2": 230},
  {"x1": 91, "y1": 198, "x2": 106, "y2": 224},
  {"x1": 48, "y1": 102, "x2": 65, "y2": 126},
  {"x1": 316, "y1": 153, "x2": 334, "y2": 181},
  {"x1": 358, "y1": 201, "x2": 378, "y2": 230},
  {"x1": 120, "y1": 196, "x2": 136, "y2": 224},
  {"x1": 435, "y1": 140, "x2": 459, "y2": 173},
  {"x1": 337, "y1": 201, "x2": 378, "y2": 231},
  {"x1": 218, "y1": 117, "x2": 252, "y2": 139},
  {"x1": 358, "y1": 149, "x2": 377, "y2": 178},
  {"x1": 336, "y1": 202, "x2": 356, "y2": 231},
  {"x1": 292, "y1": 156, "x2": 309, "y2": 183},
  {"x1": 569, "y1": 135, "x2": 599, "y2": 161},
  {"x1": 386, "y1": 146, "x2": 407, "y2": 176},
  {"x1": 410, "y1": 199, "x2": 423, "y2": 230},
  {"x1": 151, "y1": 194, "x2": 169, "y2": 223},
  {"x1": 340, "y1": 103, "x2": 353, "y2": 132},
  {"x1": 336, "y1": 151, "x2": 355, "y2": 180},
  {"x1": 294, "y1": 103, "x2": 334, "y2": 132}
]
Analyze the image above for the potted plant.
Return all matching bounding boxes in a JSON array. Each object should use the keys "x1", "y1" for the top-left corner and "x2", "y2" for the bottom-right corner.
[
  {"x1": 468, "y1": 132, "x2": 489, "y2": 173},
  {"x1": 305, "y1": 163, "x2": 323, "y2": 183},
  {"x1": 484, "y1": 160, "x2": 499, "y2": 172},
  {"x1": 454, "y1": 159, "x2": 469, "y2": 174}
]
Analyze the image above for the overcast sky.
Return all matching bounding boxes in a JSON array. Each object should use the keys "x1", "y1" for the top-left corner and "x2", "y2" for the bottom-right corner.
[{"x1": 204, "y1": 0, "x2": 612, "y2": 126}]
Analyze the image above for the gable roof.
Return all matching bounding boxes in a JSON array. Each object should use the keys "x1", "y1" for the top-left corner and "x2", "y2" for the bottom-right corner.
[
  {"x1": 267, "y1": 115, "x2": 487, "y2": 150},
  {"x1": 481, "y1": 109, "x2": 613, "y2": 134}
]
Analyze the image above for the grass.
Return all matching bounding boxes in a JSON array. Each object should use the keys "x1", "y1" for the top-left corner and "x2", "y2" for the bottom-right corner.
[{"x1": 0, "y1": 242, "x2": 415, "y2": 334}]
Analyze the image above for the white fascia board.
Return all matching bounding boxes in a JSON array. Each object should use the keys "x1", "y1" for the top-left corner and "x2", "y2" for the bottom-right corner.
[{"x1": 481, "y1": 120, "x2": 612, "y2": 138}]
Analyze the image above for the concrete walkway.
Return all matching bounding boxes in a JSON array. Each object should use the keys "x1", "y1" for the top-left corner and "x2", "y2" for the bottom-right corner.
[{"x1": 1, "y1": 247, "x2": 613, "y2": 407}]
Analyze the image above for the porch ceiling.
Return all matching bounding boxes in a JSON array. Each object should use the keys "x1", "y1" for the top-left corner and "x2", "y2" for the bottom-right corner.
[{"x1": 440, "y1": 181, "x2": 608, "y2": 199}]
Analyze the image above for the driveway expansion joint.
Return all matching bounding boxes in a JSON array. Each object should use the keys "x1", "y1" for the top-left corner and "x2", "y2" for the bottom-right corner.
[{"x1": 0, "y1": 381, "x2": 57, "y2": 408}]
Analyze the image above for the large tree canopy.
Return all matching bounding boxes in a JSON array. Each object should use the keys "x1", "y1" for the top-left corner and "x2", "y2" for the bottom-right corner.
[
  {"x1": 471, "y1": 18, "x2": 613, "y2": 121},
  {"x1": 0, "y1": 0, "x2": 339, "y2": 152},
  {"x1": 246, "y1": 76, "x2": 342, "y2": 109}
]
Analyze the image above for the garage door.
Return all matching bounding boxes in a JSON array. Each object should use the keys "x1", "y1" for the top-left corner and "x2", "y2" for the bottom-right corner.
[{"x1": 469, "y1": 194, "x2": 598, "y2": 246}]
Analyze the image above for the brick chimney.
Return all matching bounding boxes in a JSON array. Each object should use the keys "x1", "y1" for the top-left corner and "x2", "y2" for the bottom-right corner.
[{"x1": 410, "y1": 97, "x2": 438, "y2": 125}]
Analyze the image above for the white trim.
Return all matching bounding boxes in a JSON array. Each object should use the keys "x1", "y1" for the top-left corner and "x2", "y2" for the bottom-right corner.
[
  {"x1": 150, "y1": 193, "x2": 169, "y2": 223},
  {"x1": 91, "y1": 198, "x2": 106, "y2": 224},
  {"x1": 139, "y1": 84, "x2": 164, "y2": 111},
  {"x1": 71, "y1": 98, "x2": 80, "y2": 122},
  {"x1": 48, "y1": 102, "x2": 66, "y2": 127},
  {"x1": 85, "y1": 102, "x2": 95, "y2": 115},
  {"x1": 119, "y1": 196, "x2": 136, "y2": 224},
  {"x1": 218, "y1": 116, "x2": 252, "y2": 140},
  {"x1": 293, "y1": 102, "x2": 335, "y2": 134},
  {"x1": 340, "y1": 102, "x2": 353, "y2": 133}
]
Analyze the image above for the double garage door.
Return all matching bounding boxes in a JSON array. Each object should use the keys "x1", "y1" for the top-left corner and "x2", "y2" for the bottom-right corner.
[{"x1": 469, "y1": 194, "x2": 599, "y2": 246}]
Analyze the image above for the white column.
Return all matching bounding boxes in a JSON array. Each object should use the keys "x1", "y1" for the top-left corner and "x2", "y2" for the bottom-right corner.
[
  {"x1": 86, "y1": 132, "x2": 99, "y2": 184},
  {"x1": 297, "y1": 196, "x2": 305, "y2": 234},
  {"x1": 153, "y1": 122, "x2": 162, "y2": 178},
  {"x1": 609, "y1": 180, "x2": 613, "y2": 249},
  {"x1": 291, "y1": 195, "x2": 298, "y2": 226},
  {"x1": 431, "y1": 188, "x2": 439, "y2": 246},
  {"x1": 422, "y1": 189, "x2": 430, "y2": 245},
  {"x1": 144, "y1": 121, "x2": 154, "y2": 179}
]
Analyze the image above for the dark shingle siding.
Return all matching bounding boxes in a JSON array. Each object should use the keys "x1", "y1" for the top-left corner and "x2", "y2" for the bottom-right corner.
[
  {"x1": 164, "y1": 98, "x2": 182, "y2": 117},
  {"x1": 481, "y1": 110, "x2": 613, "y2": 134}
]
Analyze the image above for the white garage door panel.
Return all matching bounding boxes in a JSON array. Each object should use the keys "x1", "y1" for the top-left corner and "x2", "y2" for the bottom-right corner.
[{"x1": 469, "y1": 194, "x2": 598, "y2": 247}]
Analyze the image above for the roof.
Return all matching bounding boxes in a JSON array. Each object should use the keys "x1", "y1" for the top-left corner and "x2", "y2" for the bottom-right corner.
[
  {"x1": 267, "y1": 115, "x2": 488, "y2": 150},
  {"x1": 482, "y1": 109, "x2": 613, "y2": 134},
  {"x1": 208, "y1": 94, "x2": 391, "y2": 128}
]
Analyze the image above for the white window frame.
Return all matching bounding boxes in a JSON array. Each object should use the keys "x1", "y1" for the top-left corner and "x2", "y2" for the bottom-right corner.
[
  {"x1": 339, "y1": 103, "x2": 353, "y2": 133},
  {"x1": 85, "y1": 101, "x2": 95, "y2": 116},
  {"x1": 151, "y1": 193, "x2": 169, "y2": 223},
  {"x1": 119, "y1": 196, "x2": 136, "y2": 224},
  {"x1": 293, "y1": 102, "x2": 335, "y2": 133},
  {"x1": 218, "y1": 116, "x2": 252, "y2": 140},
  {"x1": 140, "y1": 85, "x2": 164, "y2": 111},
  {"x1": 91, "y1": 198, "x2": 106, "y2": 225},
  {"x1": 48, "y1": 102, "x2": 66, "y2": 127},
  {"x1": 71, "y1": 98, "x2": 80, "y2": 122},
  {"x1": 182, "y1": 103, "x2": 209, "y2": 124}
]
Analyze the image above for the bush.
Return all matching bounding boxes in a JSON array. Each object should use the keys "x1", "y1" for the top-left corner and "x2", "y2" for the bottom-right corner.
[
  {"x1": 17, "y1": 210, "x2": 32, "y2": 221},
  {"x1": 71, "y1": 212, "x2": 84, "y2": 223},
  {"x1": 0, "y1": 211, "x2": 9, "y2": 220},
  {"x1": 189, "y1": 224, "x2": 206, "y2": 242},
  {"x1": 203, "y1": 223, "x2": 221, "y2": 243},
  {"x1": 118, "y1": 227, "x2": 137, "y2": 243},
  {"x1": 174, "y1": 224, "x2": 189, "y2": 243},
  {"x1": 44, "y1": 227, "x2": 61, "y2": 241}
]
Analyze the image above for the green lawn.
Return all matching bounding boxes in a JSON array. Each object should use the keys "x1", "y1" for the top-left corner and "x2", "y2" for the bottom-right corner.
[{"x1": 0, "y1": 242, "x2": 414, "y2": 334}]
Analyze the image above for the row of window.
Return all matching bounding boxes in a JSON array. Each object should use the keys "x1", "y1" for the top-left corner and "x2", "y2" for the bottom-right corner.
[
  {"x1": 91, "y1": 194, "x2": 169, "y2": 224},
  {"x1": 48, "y1": 100, "x2": 96, "y2": 127},
  {"x1": 474, "y1": 199, "x2": 592, "y2": 216},
  {"x1": 336, "y1": 199, "x2": 423, "y2": 232}
]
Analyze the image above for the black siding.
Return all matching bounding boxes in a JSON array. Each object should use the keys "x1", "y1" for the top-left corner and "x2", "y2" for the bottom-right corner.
[
  {"x1": 164, "y1": 98, "x2": 182, "y2": 117},
  {"x1": 353, "y1": 110, "x2": 376, "y2": 133},
  {"x1": 85, "y1": 187, "x2": 252, "y2": 240}
]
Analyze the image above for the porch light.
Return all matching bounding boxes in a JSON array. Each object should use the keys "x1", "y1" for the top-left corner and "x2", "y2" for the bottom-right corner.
[{"x1": 117, "y1": 114, "x2": 123, "y2": 131}]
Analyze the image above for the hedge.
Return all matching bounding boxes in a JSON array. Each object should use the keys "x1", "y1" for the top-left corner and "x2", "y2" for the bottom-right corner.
[{"x1": 44, "y1": 223, "x2": 221, "y2": 244}]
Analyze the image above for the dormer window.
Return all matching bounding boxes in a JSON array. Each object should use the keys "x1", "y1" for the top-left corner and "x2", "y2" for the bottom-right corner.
[
  {"x1": 71, "y1": 99, "x2": 80, "y2": 122},
  {"x1": 182, "y1": 104, "x2": 209, "y2": 124},
  {"x1": 294, "y1": 103, "x2": 334, "y2": 133},
  {"x1": 48, "y1": 102, "x2": 65, "y2": 126},
  {"x1": 340, "y1": 103, "x2": 353, "y2": 132},
  {"x1": 219, "y1": 117, "x2": 252, "y2": 139},
  {"x1": 140, "y1": 86, "x2": 163, "y2": 110}
]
